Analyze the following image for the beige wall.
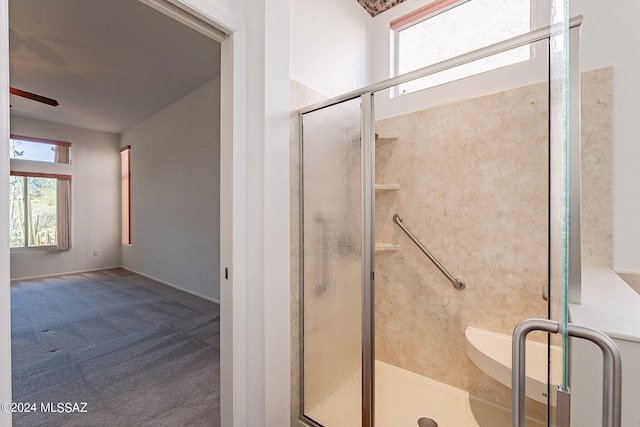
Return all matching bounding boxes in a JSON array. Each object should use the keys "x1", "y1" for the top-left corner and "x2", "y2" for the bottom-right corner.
[
  {"x1": 374, "y1": 67, "x2": 612, "y2": 414},
  {"x1": 581, "y1": 68, "x2": 614, "y2": 267},
  {"x1": 618, "y1": 272, "x2": 640, "y2": 295},
  {"x1": 375, "y1": 78, "x2": 550, "y2": 418}
]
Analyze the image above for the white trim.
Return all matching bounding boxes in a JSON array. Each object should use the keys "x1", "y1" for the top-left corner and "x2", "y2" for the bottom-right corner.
[
  {"x1": 9, "y1": 158, "x2": 72, "y2": 177},
  {"x1": 138, "y1": 0, "x2": 227, "y2": 43},
  {"x1": 122, "y1": 267, "x2": 221, "y2": 304},
  {"x1": 10, "y1": 245, "x2": 58, "y2": 253},
  {"x1": 161, "y1": 0, "x2": 244, "y2": 34},
  {"x1": 9, "y1": 266, "x2": 115, "y2": 281},
  {"x1": 0, "y1": 2, "x2": 12, "y2": 424},
  {"x1": 263, "y1": 1, "x2": 291, "y2": 425},
  {"x1": 11, "y1": 265, "x2": 220, "y2": 305},
  {"x1": 219, "y1": 29, "x2": 249, "y2": 427}
]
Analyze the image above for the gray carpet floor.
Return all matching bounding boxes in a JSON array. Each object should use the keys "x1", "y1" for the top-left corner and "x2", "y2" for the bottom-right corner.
[{"x1": 10, "y1": 268, "x2": 220, "y2": 427}]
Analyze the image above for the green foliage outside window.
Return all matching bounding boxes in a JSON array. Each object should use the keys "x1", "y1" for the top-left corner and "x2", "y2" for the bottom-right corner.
[{"x1": 10, "y1": 176, "x2": 57, "y2": 248}]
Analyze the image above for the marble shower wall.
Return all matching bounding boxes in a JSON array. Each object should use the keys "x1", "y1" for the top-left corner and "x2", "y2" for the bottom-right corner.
[
  {"x1": 581, "y1": 67, "x2": 614, "y2": 267},
  {"x1": 373, "y1": 67, "x2": 613, "y2": 410}
]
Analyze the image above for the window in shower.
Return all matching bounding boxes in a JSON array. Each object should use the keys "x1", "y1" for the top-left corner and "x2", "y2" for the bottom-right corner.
[{"x1": 392, "y1": 0, "x2": 531, "y2": 95}]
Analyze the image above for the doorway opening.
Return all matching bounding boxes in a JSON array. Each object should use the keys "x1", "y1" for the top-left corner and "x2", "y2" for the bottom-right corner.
[{"x1": 6, "y1": 0, "x2": 234, "y2": 425}]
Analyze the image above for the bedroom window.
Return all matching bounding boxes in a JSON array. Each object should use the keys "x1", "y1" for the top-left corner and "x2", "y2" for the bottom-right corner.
[
  {"x1": 392, "y1": 0, "x2": 531, "y2": 95},
  {"x1": 10, "y1": 134, "x2": 71, "y2": 164},
  {"x1": 9, "y1": 174, "x2": 71, "y2": 249},
  {"x1": 9, "y1": 135, "x2": 72, "y2": 250},
  {"x1": 121, "y1": 146, "x2": 131, "y2": 245}
]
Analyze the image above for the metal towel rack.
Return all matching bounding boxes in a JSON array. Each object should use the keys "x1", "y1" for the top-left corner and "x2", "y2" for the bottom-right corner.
[{"x1": 393, "y1": 214, "x2": 466, "y2": 290}]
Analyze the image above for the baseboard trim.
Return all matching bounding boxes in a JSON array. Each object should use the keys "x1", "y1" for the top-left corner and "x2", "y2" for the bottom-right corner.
[
  {"x1": 121, "y1": 267, "x2": 220, "y2": 304},
  {"x1": 11, "y1": 266, "x2": 221, "y2": 305},
  {"x1": 10, "y1": 266, "x2": 122, "y2": 282}
]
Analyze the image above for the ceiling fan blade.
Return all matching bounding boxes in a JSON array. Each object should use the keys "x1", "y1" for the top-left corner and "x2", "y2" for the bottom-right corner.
[{"x1": 9, "y1": 87, "x2": 59, "y2": 107}]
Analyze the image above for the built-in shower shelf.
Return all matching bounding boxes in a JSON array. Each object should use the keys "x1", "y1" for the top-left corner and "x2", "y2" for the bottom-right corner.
[
  {"x1": 375, "y1": 184, "x2": 400, "y2": 193},
  {"x1": 375, "y1": 243, "x2": 400, "y2": 252},
  {"x1": 375, "y1": 133, "x2": 400, "y2": 146}
]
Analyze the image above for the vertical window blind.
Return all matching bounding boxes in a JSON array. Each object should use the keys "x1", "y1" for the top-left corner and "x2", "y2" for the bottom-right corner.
[{"x1": 120, "y1": 146, "x2": 132, "y2": 245}]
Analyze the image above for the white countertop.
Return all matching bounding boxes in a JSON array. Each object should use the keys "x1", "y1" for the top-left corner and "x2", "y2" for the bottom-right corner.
[{"x1": 569, "y1": 266, "x2": 640, "y2": 342}]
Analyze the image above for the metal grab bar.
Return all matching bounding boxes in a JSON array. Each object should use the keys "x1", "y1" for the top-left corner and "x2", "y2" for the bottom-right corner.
[{"x1": 393, "y1": 214, "x2": 466, "y2": 290}]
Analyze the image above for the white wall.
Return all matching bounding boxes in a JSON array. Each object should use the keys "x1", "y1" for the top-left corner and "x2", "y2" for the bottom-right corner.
[
  {"x1": 0, "y1": 2, "x2": 11, "y2": 423},
  {"x1": 290, "y1": 0, "x2": 370, "y2": 97},
  {"x1": 121, "y1": 78, "x2": 221, "y2": 302},
  {"x1": 571, "y1": 336, "x2": 640, "y2": 426},
  {"x1": 568, "y1": 1, "x2": 640, "y2": 274},
  {"x1": 9, "y1": 116, "x2": 121, "y2": 279}
]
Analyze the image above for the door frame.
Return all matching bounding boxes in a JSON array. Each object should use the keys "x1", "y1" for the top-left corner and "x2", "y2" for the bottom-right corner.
[
  {"x1": 129, "y1": 3, "x2": 250, "y2": 426},
  {"x1": 0, "y1": 1, "x2": 257, "y2": 426}
]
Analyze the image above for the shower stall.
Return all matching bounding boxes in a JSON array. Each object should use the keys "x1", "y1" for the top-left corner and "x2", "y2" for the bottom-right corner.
[{"x1": 297, "y1": 8, "x2": 617, "y2": 427}]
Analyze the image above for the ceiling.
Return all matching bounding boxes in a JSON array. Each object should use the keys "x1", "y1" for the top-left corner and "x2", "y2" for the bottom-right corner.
[
  {"x1": 9, "y1": 0, "x2": 221, "y2": 134},
  {"x1": 358, "y1": 0, "x2": 407, "y2": 17}
]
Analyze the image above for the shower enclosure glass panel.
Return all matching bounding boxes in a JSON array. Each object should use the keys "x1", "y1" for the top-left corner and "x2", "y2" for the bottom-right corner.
[
  {"x1": 301, "y1": 97, "x2": 364, "y2": 427},
  {"x1": 298, "y1": 16, "x2": 584, "y2": 427},
  {"x1": 549, "y1": 1, "x2": 579, "y2": 422}
]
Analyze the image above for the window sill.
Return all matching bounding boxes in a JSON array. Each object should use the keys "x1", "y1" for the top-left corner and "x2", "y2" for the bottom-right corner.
[{"x1": 10, "y1": 246, "x2": 58, "y2": 253}]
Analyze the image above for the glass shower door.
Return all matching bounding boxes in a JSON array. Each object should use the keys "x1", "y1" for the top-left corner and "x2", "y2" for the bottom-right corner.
[
  {"x1": 547, "y1": 1, "x2": 579, "y2": 423},
  {"x1": 300, "y1": 96, "x2": 374, "y2": 427}
]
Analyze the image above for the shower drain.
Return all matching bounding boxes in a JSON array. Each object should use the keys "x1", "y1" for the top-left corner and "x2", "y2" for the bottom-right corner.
[{"x1": 417, "y1": 417, "x2": 438, "y2": 427}]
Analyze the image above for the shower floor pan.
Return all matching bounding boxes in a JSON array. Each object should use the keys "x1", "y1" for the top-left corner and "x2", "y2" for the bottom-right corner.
[{"x1": 375, "y1": 360, "x2": 545, "y2": 427}]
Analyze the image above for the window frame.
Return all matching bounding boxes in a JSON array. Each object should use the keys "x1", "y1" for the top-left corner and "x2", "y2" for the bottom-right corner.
[
  {"x1": 391, "y1": 0, "x2": 533, "y2": 96},
  {"x1": 9, "y1": 134, "x2": 72, "y2": 164},
  {"x1": 9, "y1": 134, "x2": 73, "y2": 251},
  {"x1": 120, "y1": 146, "x2": 132, "y2": 246}
]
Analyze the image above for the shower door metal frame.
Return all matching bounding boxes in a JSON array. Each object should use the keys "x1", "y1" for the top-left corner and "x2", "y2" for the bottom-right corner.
[
  {"x1": 361, "y1": 92, "x2": 376, "y2": 427},
  {"x1": 298, "y1": 16, "x2": 584, "y2": 427},
  {"x1": 298, "y1": 94, "x2": 376, "y2": 427},
  {"x1": 298, "y1": 17, "x2": 583, "y2": 116}
]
